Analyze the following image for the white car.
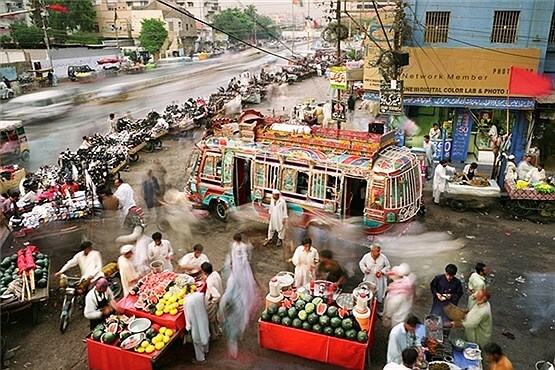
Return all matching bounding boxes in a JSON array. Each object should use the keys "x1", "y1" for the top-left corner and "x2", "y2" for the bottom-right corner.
[
  {"x1": 92, "y1": 84, "x2": 129, "y2": 103},
  {"x1": 0, "y1": 90, "x2": 76, "y2": 123}
]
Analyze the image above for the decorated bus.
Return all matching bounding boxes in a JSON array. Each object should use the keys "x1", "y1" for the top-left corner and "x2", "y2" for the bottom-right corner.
[{"x1": 186, "y1": 111, "x2": 422, "y2": 233}]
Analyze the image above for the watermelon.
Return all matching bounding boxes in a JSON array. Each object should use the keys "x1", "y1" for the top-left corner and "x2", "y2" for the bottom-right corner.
[
  {"x1": 288, "y1": 307, "x2": 298, "y2": 319},
  {"x1": 330, "y1": 317, "x2": 342, "y2": 328},
  {"x1": 312, "y1": 297, "x2": 324, "y2": 306},
  {"x1": 345, "y1": 329, "x2": 357, "y2": 341},
  {"x1": 341, "y1": 318, "x2": 354, "y2": 330},
  {"x1": 277, "y1": 306, "x2": 288, "y2": 318},
  {"x1": 305, "y1": 303, "x2": 315, "y2": 314},
  {"x1": 282, "y1": 299, "x2": 293, "y2": 309},
  {"x1": 267, "y1": 303, "x2": 278, "y2": 315},
  {"x1": 292, "y1": 318, "x2": 303, "y2": 328},
  {"x1": 302, "y1": 321, "x2": 312, "y2": 331},
  {"x1": 261, "y1": 310, "x2": 271, "y2": 322},
  {"x1": 334, "y1": 327, "x2": 345, "y2": 338},
  {"x1": 323, "y1": 326, "x2": 334, "y2": 336},
  {"x1": 307, "y1": 313, "x2": 319, "y2": 325},
  {"x1": 36, "y1": 279, "x2": 47, "y2": 288},
  {"x1": 120, "y1": 331, "x2": 131, "y2": 341},
  {"x1": 94, "y1": 323, "x2": 105, "y2": 332},
  {"x1": 303, "y1": 294, "x2": 313, "y2": 303},
  {"x1": 107, "y1": 323, "x2": 119, "y2": 333},
  {"x1": 327, "y1": 306, "x2": 338, "y2": 317},
  {"x1": 338, "y1": 307, "x2": 349, "y2": 319},
  {"x1": 145, "y1": 328, "x2": 157, "y2": 339},
  {"x1": 316, "y1": 303, "x2": 328, "y2": 315},
  {"x1": 271, "y1": 314, "x2": 282, "y2": 324},
  {"x1": 298, "y1": 310, "x2": 308, "y2": 321},
  {"x1": 101, "y1": 332, "x2": 117, "y2": 344},
  {"x1": 282, "y1": 317, "x2": 292, "y2": 327},
  {"x1": 357, "y1": 331, "x2": 369, "y2": 343},
  {"x1": 312, "y1": 324, "x2": 323, "y2": 333},
  {"x1": 92, "y1": 329, "x2": 104, "y2": 341},
  {"x1": 295, "y1": 299, "x2": 306, "y2": 310},
  {"x1": 36, "y1": 253, "x2": 45, "y2": 260},
  {"x1": 319, "y1": 315, "x2": 330, "y2": 327}
]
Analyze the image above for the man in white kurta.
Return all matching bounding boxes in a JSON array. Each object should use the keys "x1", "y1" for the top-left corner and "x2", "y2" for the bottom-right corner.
[
  {"x1": 359, "y1": 244, "x2": 390, "y2": 304},
  {"x1": 178, "y1": 244, "x2": 209, "y2": 274},
  {"x1": 432, "y1": 160, "x2": 456, "y2": 204},
  {"x1": 147, "y1": 232, "x2": 174, "y2": 271},
  {"x1": 454, "y1": 290, "x2": 492, "y2": 348},
  {"x1": 504, "y1": 155, "x2": 517, "y2": 182},
  {"x1": 55, "y1": 241, "x2": 104, "y2": 281},
  {"x1": 265, "y1": 190, "x2": 288, "y2": 247},
  {"x1": 201, "y1": 262, "x2": 223, "y2": 338},
  {"x1": 423, "y1": 135, "x2": 435, "y2": 181},
  {"x1": 113, "y1": 179, "x2": 137, "y2": 225},
  {"x1": 184, "y1": 292, "x2": 210, "y2": 364},
  {"x1": 516, "y1": 155, "x2": 534, "y2": 180},
  {"x1": 527, "y1": 164, "x2": 546, "y2": 185},
  {"x1": 467, "y1": 263, "x2": 487, "y2": 309},
  {"x1": 387, "y1": 316, "x2": 421, "y2": 364},
  {"x1": 291, "y1": 237, "x2": 319, "y2": 288},
  {"x1": 117, "y1": 244, "x2": 139, "y2": 296}
]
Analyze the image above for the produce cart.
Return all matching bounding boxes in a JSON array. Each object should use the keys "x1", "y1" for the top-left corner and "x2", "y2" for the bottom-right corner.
[
  {"x1": 445, "y1": 177, "x2": 501, "y2": 212},
  {"x1": 504, "y1": 180, "x2": 555, "y2": 217}
]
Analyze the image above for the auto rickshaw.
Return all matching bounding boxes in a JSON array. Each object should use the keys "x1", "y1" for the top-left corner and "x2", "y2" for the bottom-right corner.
[{"x1": 1, "y1": 120, "x2": 30, "y2": 164}]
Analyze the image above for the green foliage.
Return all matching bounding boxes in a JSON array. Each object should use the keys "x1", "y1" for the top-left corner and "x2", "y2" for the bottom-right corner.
[
  {"x1": 139, "y1": 19, "x2": 168, "y2": 55},
  {"x1": 213, "y1": 6, "x2": 280, "y2": 41},
  {"x1": 10, "y1": 23, "x2": 44, "y2": 48},
  {"x1": 67, "y1": 31, "x2": 102, "y2": 45},
  {"x1": 0, "y1": 35, "x2": 12, "y2": 45},
  {"x1": 124, "y1": 49, "x2": 138, "y2": 62},
  {"x1": 46, "y1": 0, "x2": 96, "y2": 32}
]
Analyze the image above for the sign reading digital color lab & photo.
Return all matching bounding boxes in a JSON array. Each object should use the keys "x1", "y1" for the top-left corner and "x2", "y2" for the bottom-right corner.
[{"x1": 363, "y1": 48, "x2": 541, "y2": 97}]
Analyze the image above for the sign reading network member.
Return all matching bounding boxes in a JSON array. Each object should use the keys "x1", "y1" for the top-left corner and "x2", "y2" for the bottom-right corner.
[{"x1": 363, "y1": 48, "x2": 541, "y2": 98}]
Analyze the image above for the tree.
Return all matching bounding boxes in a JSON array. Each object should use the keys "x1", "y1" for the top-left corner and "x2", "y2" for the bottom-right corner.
[
  {"x1": 139, "y1": 19, "x2": 168, "y2": 55},
  {"x1": 10, "y1": 23, "x2": 44, "y2": 48},
  {"x1": 46, "y1": 0, "x2": 96, "y2": 32},
  {"x1": 212, "y1": 8, "x2": 254, "y2": 41}
]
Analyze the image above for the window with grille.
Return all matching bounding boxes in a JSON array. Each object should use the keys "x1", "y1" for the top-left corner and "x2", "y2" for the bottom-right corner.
[
  {"x1": 549, "y1": 13, "x2": 555, "y2": 44},
  {"x1": 491, "y1": 11, "x2": 520, "y2": 43},
  {"x1": 424, "y1": 11, "x2": 450, "y2": 43}
]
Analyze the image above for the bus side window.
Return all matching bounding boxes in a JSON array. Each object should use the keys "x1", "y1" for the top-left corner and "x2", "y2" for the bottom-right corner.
[
  {"x1": 326, "y1": 175, "x2": 338, "y2": 200},
  {"x1": 296, "y1": 172, "x2": 309, "y2": 195},
  {"x1": 215, "y1": 157, "x2": 222, "y2": 177},
  {"x1": 282, "y1": 168, "x2": 296, "y2": 192},
  {"x1": 202, "y1": 156, "x2": 214, "y2": 177}
]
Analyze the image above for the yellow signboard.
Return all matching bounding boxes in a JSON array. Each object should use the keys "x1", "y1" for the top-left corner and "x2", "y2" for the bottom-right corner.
[
  {"x1": 330, "y1": 66, "x2": 347, "y2": 90},
  {"x1": 364, "y1": 47, "x2": 541, "y2": 97}
]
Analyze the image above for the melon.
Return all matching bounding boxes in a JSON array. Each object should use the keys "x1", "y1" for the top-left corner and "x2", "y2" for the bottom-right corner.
[
  {"x1": 307, "y1": 313, "x2": 319, "y2": 325},
  {"x1": 295, "y1": 299, "x2": 306, "y2": 310},
  {"x1": 260, "y1": 310, "x2": 271, "y2": 322},
  {"x1": 120, "y1": 331, "x2": 132, "y2": 341},
  {"x1": 316, "y1": 303, "x2": 328, "y2": 315},
  {"x1": 298, "y1": 310, "x2": 308, "y2": 321},
  {"x1": 101, "y1": 332, "x2": 117, "y2": 345},
  {"x1": 357, "y1": 331, "x2": 369, "y2": 343},
  {"x1": 292, "y1": 318, "x2": 303, "y2": 328},
  {"x1": 327, "y1": 306, "x2": 338, "y2": 317},
  {"x1": 94, "y1": 323, "x2": 105, "y2": 332},
  {"x1": 271, "y1": 314, "x2": 282, "y2": 324},
  {"x1": 312, "y1": 324, "x2": 323, "y2": 333},
  {"x1": 334, "y1": 327, "x2": 345, "y2": 338},
  {"x1": 341, "y1": 318, "x2": 354, "y2": 330},
  {"x1": 311, "y1": 297, "x2": 324, "y2": 306},
  {"x1": 330, "y1": 317, "x2": 342, "y2": 328},
  {"x1": 267, "y1": 303, "x2": 279, "y2": 315},
  {"x1": 107, "y1": 323, "x2": 119, "y2": 333},
  {"x1": 302, "y1": 321, "x2": 312, "y2": 331},
  {"x1": 345, "y1": 329, "x2": 357, "y2": 341},
  {"x1": 319, "y1": 315, "x2": 330, "y2": 327},
  {"x1": 287, "y1": 307, "x2": 298, "y2": 319},
  {"x1": 323, "y1": 326, "x2": 334, "y2": 335},
  {"x1": 92, "y1": 329, "x2": 104, "y2": 341},
  {"x1": 304, "y1": 302, "x2": 315, "y2": 314},
  {"x1": 277, "y1": 306, "x2": 288, "y2": 318},
  {"x1": 303, "y1": 294, "x2": 313, "y2": 303},
  {"x1": 282, "y1": 317, "x2": 292, "y2": 327}
]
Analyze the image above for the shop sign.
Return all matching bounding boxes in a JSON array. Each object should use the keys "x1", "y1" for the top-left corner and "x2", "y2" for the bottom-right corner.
[
  {"x1": 379, "y1": 84, "x2": 403, "y2": 114},
  {"x1": 330, "y1": 66, "x2": 347, "y2": 90},
  {"x1": 364, "y1": 48, "x2": 541, "y2": 97},
  {"x1": 451, "y1": 111, "x2": 473, "y2": 162}
]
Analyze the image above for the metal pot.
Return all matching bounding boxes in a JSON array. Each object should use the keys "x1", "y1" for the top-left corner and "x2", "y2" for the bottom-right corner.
[{"x1": 150, "y1": 260, "x2": 164, "y2": 273}]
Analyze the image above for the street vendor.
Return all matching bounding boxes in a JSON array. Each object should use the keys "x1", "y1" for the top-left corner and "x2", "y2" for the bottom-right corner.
[
  {"x1": 147, "y1": 232, "x2": 174, "y2": 271},
  {"x1": 433, "y1": 160, "x2": 456, "y2": 205},
  {"x1": 178, "y1": 244, "x2": 209, "y2": 275},
  {"x1": 526, "y1": 163, "x2": 546, "y2": 185},
  {"x1": 117, "y1": 244, "x2": 139, "y2": 296},
  {"x1": 316, "y1": 249, "x2": 346, "y2": 288},
  {"x1": 1, "y1": 190, "x2": 21, "y2": 219},
  {"x1": 291, "y1": 237, "x2": 319, "y2": 288},
  {"x1": 55, "y1": 241, "x2": 104, "y2": 289},
  {"x1": 84, "y1": 278, "x2": 118, "y2": 330},
  {"x1": 462, "y1": 162, "x2": 479, "y2": 182},
  {"x1": 430, "y1": 264, "x2": 464, "y2": 328},
  {"x1": 387, "y1": 316, "x2": 421, "y2": 364},
  {"x1": 451, "y1": 290, "x2": 492, "y2": 348},
  {"x1": 516, "y1": 154, "x2": 534, "y2": 180},
  {"x1": 359, "y1": 243, "x2": 390, "y2": 305}
]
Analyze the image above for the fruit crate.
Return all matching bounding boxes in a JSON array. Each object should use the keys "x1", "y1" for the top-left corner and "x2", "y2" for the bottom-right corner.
[{"x1": 258, "y1": 299, "x2": 377, "y2": 370}]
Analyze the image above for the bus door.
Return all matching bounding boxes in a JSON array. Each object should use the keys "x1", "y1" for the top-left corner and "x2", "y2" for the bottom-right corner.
[
  {"x1": 343, "y1": 177, "x2": 367, "y2": 217},
  {"x1": 233, "y1": 157, "x2": 251, "y2": 206}
]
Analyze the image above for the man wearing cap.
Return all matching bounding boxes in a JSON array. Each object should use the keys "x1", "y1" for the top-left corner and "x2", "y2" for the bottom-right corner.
[
  {"x1": 264, "y1": 190, "x2": 288, "y2": 247},
  {"x1": 383, "y1": 263, "x2": 416, "y2": 328},
  {"x1": 516, "y1": 154, "x2": 534, "y2": 180},
  {"x1": 387, "y1": 315, "x2": 421, "y2": 364},
  {"x1": 179, "y1": 244, "x2": 209, "y2": 275},
  {"x1": 118, "y1": 245, "x2": 139, "y2": 296},
  {"x1": 55, "y1": 241, "x2": 104, "y2": 286},
  {"x1": 113, "y1": 178, "x2": 137, "y2": 225},
  {"x1": 359, "y1": 244, "x2": 390, "y2": 305},
  {"x1": 433, "y1": 159, "x2": 456, "y2": 205},
  {"x1": 84, "y1": 278, "x2": 118, "y2": 329},
  {"x1": 504, "y1": 155, "x2": 517, "y2": 182}
]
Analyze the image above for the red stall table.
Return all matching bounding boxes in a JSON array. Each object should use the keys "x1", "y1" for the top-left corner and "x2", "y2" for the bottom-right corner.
[
  {"x1": 259, "y1": 299, "x2": 377, "y2": 370},
  {"x1": 86, "y1": 327, "x2": 180, "y2": 370},
  {"x1": 117, "y1": 294, "x2": 186, "y2": 331}
]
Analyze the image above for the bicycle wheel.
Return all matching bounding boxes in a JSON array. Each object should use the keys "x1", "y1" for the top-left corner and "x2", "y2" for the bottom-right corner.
[{"x1": 59, "y1": 296, "x2": 74, "y2": 334}]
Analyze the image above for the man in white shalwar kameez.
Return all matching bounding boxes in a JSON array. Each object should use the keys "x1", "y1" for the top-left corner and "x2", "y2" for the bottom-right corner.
[
  {"x1": 265, "y1": 190, "x2": 288, "y2": 247},
  {"x1": 423, "y1": 135, "x2": 435, "y2": 181},
  {"x1": 467, "y1": 262, "x2": 487, "y2": 309},
  {"x1": 432, "y1": 160, "x2": 455, "y2": 205},
  {"x1": 184, "y1": 292, "x2": 210, "y2": 365},
  {"x1": 147, "y1": 232, "x2": 174, "y2": 271},
  {"x1": 117, "y1": 244, "x2": 139, "y2": 296},
  {"x1": 55, "y1": 241, "x2": 104, "y2": 282},
  {"x1": 359, "y1": 243, "x2": 390, "y2": 304},
  {"x1": 113, "y1": 179, "x2": 137, "y2": 225},
  {"x1": 382, "y1": 263, "x2": 416, "y2": 328},
  {"x1": 292, "y1": 237, "x2": 319, "y2": 288},
  {"x1": 504, "y1": 155, "x2": 517, "y2": 182}
]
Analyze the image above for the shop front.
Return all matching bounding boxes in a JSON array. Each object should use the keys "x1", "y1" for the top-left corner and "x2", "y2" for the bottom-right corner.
[{"x1": 534, "y1": 94, "x2": 555, "y2": 171}]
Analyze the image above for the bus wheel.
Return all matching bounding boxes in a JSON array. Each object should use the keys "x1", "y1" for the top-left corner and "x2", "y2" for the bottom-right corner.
[
  {"x1": 20, "y1": 150, "x2": 30, "y2": 162},
  {"x1": 214, "y1": 201, "x2": 228, "y2": 222}
]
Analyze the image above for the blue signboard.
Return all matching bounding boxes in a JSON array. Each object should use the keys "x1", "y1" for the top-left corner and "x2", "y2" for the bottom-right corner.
[
  {"x1": 451, "y1": 111, "x2": 473, "y2": 162},
  {"x1": 431, "y1": 139, "x2": 452, "y2": 160}
]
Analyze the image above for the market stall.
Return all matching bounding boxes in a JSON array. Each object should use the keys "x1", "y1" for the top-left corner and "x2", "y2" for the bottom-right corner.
[
  {"x1": 505, "y1": 179, "x2": 555, "y2": 217},
  {"x1": 258, "y1": 277, "x2": 377, "y2": 370},
  {"x1": 445, "y1": 177, "x2": 501, "y2": 212}
]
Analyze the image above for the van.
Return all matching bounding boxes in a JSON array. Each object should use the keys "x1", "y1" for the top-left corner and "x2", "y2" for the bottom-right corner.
[{"x1": 0, "y1": 90, "x2": 76, "y2": 123}]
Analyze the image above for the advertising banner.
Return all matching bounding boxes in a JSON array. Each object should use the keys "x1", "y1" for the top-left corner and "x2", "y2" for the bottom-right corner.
[{"x1": 330, "y1": 66, "x2": 347, "y2": 90}]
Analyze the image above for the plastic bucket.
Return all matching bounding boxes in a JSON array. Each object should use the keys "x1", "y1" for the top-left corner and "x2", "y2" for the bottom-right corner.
[{"x1": 150, "y1": 260, "x2": 164, "y2": 273}]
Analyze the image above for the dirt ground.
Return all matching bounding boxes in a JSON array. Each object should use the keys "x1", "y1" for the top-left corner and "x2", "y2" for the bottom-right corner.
[{"x1": 1, "y1": 76, "x2": 554, "y2": 370}]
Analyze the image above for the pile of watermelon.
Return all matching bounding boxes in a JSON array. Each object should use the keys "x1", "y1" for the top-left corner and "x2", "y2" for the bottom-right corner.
[
  {"x1": 90, "y1": 314, "x2": 136, "y2": 345},
  {"x1": 0, "y1": 250, "x2": 49, "y2": 296},
  {"x1": 260, "y1": 293, "x2": 369, "y2": 343}
]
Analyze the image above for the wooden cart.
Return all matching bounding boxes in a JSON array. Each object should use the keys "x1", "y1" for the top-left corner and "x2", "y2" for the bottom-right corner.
[
  {"x1": 128, "y1": 142, "x2": 147, "y2": 163},
  {"x1": 504, "y1": 180, "x2": 555, "y2": 217}
]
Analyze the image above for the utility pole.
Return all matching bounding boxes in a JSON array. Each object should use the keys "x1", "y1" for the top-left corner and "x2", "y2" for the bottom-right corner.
[{"x1": 335, "y1": 0, "x2": 342, "y2": 130}]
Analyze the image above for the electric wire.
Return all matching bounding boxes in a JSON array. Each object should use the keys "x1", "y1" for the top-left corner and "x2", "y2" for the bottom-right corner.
[{"x1": 371, "y1": 0, "x2": 393, "y2": 52}]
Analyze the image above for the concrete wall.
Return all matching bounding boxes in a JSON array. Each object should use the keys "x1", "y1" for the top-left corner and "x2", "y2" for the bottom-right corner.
[{"x1": 405, "y1": 0, "x2": 555, "y2": 72}]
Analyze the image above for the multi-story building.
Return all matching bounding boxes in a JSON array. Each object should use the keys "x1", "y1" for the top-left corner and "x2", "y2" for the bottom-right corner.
[
  {"x1": 175, "y1": 0, "x2": 220, "y2": 45},
  {"x1": 363, "y1": 1, "x2": 555, "y2": 170},
  {"x1": 0, "y1": 0, "x2": 32, "y2": 34}
]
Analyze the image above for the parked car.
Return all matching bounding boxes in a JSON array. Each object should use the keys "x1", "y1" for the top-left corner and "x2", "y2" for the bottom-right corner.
[
  {"x1": 67, "y1": 65, "x2": 97, "y2": 81},
  {"x1": 1, "y1": 90, "x2": 76, "y2": 123}
]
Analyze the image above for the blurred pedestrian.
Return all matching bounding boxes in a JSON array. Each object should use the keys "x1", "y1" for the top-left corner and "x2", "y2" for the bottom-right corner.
[
  {"x1": 118, "y1": 244, "x2": 138, "y2": 296},
  {"x1": 430, "y1": 264, "x2": 463, "y2": 329},
  {"x1": 108, "y1": 113, "x2": 118, "y2": 133},
  {"x1": 220, "y1": 233, "x2": 261, "y2": 359},
  {"x1": 383, "y1": 263, "x2": 416, "y2": 328},
  {"x1": 451, "y1": 290, "x2": 492, "y2": 348},
  {"x1": 183, "y1": 292, "x2": 210, "y2": 365},
  {"x1": 147, "y1": 232, "x2": 174, "y2": 271},
  {"x1": 264, "y1": 190, "x2": 288, "y2": 247},
  {"x1": 359, "y1": 243, "x2": 390, "y2": 306},
  {"x1": 483, "y1": 342, "x2": 513, "y2": 370},
  {"x1": 291, "y1": 237, "x2": 319, "y2": 288},
  {"x1": 151, "y1": 159, "x2": 167, "y2": 196},
  {"x1": 468, "y1": 262, "x2": 487, "y2": 309},
  {"x1": 201, "y1": 262, "x2": 223, "y2": 340},
  {"x1": 142, "y1": 169, "x2": 160, "y2": 220}
]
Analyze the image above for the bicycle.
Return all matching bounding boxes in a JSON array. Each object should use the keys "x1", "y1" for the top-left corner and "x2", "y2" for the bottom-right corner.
[{"x1": 58, "y1": 275, "x2": 86, "y2": 334}]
